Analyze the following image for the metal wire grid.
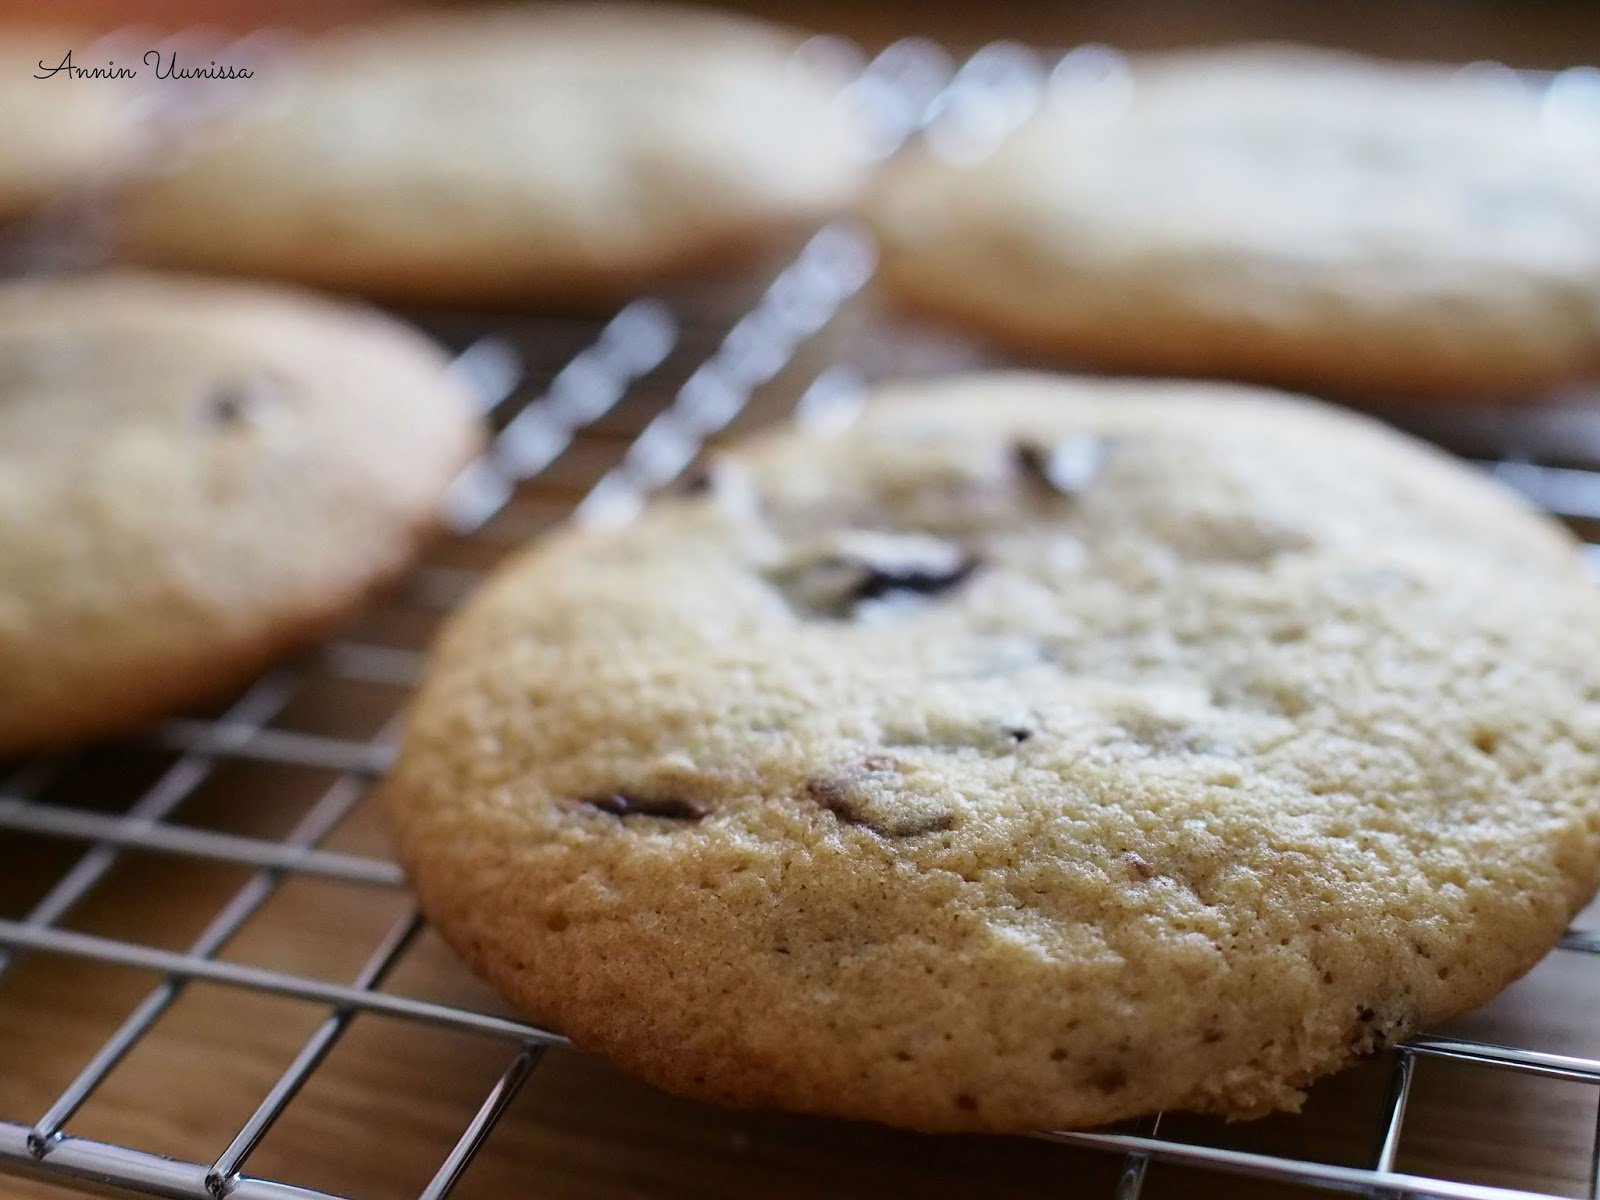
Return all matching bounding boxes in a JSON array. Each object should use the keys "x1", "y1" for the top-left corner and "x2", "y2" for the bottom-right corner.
[{"x1": 0, "y1": 36, "x2": 1599, "y2": 1200}]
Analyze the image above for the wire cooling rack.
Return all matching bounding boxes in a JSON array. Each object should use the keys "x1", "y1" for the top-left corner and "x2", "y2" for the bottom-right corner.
[{"x1": 4, "y1": 36, "x2": 1600, "y2": 1200}]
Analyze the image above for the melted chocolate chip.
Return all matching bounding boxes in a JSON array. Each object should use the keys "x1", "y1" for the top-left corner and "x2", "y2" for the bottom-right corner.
[
  {"x1": 806, "y1": 776, "x2": 861, "y2": 822},
  {"x1": 1014, "y1": 442, "x2": 1050, "y2": 477},
  {"x1": 678, "y1": 462, "x2": 716, "y2": 494},
  {"x1": 1014, "y1": 433, "x2": 1105, "y2": 497},
  {"x1": 772, "y1": 534, "x2": 979, "y2": 620},
  {"x1": 204, "y1": 375, "x2": 282, "y2": 428},
  {"x1": 582, "y1": 792, "x2": 707, "y2": 821},
  {"x1": 805, "y1": 768, "x2": 954, "y2": 838},
  {"x1": 849, "y1": 554, "x2": 979, "y2": 606},
  {"x1": 1089, "y1": 1065, "x2": 1129, "y2": 1094}
]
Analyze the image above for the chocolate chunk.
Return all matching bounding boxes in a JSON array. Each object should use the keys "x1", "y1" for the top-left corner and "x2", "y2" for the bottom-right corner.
[
  {"x1": 678, "y1": 461, "x2": 716, "y2": 494},
  {"x1": 582, "y1": 792, "x2": 707, "y2": 821},
  {"x1": 772, "y1": 532, "x2": 980, "y2": 619},
  {"x1": 805, "y1": 764, "x2": 954, "y2": 838},
  {"x1": 849, "y1": 553, "x2": 979, "y2": 606},
  {"x1": 1013, "y1": 442, "x2": 1050, "y2": 478},
  {"x1": 204, "y1": 375, "x2": 282, "y2": 428},
  {"x1": 1015, "y1": 433, "x2": 1105, "y2": 497},
  {"x1": 1089, "y1": 1065, "x2": 1129, "y2": 1094},
  {"x1": 806, "y1": 775, "x2": 863, "y2": 822}
]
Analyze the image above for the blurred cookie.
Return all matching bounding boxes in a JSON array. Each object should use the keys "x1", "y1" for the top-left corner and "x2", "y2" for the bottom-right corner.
[
  {"x1": 0, "y1": 271, "x2": 481, "y2": 754},
  {"x1": 872, "y1": 47, "x2": 1600, "y2": 395},
  {"x1": 0, "y1": 32, "x2": 142, "y2": 220},
  {"x1": 118, "y1": 5, "x2": 867, "y2": 303},
  {"x1": 387, "y1": 373, "x2": 1600, "y2": 1132}
]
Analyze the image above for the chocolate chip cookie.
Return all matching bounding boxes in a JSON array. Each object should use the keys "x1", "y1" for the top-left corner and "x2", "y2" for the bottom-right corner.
[
  {"x1": 386, "y1": 373, "x2": 1600, "y2": 1131},
  {"x1": 871, "y1": 46, "x2": 1600, "y2": 395},
  {"x1": 119, "y1": 5, "x2": 868, "y2": 303},
  {"x1": 0, "y1": 271, "x2": 481, "y2": 754}
]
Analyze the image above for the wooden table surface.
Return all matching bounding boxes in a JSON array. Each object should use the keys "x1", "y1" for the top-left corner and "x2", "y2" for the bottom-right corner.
[{"x1": 3, "y1": 4, "x2": 1600, "y2": 1199}]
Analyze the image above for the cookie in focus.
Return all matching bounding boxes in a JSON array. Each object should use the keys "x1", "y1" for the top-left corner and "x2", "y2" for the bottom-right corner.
[{"x1": 385, "y1": 372, "x2": 1600, "y2": 1131}]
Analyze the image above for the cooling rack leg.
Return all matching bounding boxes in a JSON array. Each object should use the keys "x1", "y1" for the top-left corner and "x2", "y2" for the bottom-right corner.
[
  {"x1": 416, "y1": 1045, "x2": 547, "y2": 1200},
  {"x1": 1369, "y1": 1048, "x2": 1417, "y2": 1200},
  {"x1": 205, "y1": 910, "x2": 425, "y2": 1196},
  {"x1": 1375, "y1": 1049, "x2": 1417, "y2": 1173},
  {"x1": 1112, "y1": 1112, "x2": 1161, "y2": 1200},
  {"x1": 1114, "y1": 1153, "x2": 1150, "y2": 1200}
]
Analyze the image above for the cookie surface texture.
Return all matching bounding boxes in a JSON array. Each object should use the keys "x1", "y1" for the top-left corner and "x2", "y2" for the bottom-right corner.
[
  {"x1": 387, "y1": 373, "x2": 1600, "y2": 1131},
  {"x1": 0, "y1": 270, "x2": 482, "y2": 754},
  {"x1": 871, "y1": 46, "x2": 1600, "y2": 395},
  {"x1": 119, "y1": 5, "x2": 867, "y2": 302}
]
